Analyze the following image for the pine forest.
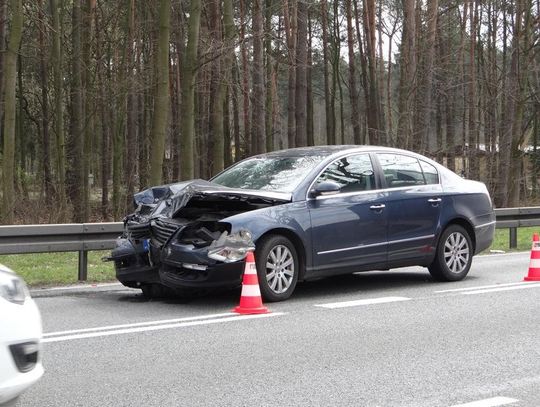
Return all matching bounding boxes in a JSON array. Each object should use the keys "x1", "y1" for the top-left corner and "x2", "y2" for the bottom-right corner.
[{"x1": 0, "y1": 0, "x2": 539, "y2": 224}]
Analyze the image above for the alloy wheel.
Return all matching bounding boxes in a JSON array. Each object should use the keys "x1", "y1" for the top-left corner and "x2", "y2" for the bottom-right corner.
[
  {"x1": 265, "y1": 244, "x2": 295, "y2": 294},
  {"x1": 443, "y1": 232, "x2": 470, "y2": 274}
]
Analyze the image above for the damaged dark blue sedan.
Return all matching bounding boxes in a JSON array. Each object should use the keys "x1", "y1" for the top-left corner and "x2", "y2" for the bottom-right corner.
[{"x1": 108, "y1": 145, "x2": 495, "y2": 302}]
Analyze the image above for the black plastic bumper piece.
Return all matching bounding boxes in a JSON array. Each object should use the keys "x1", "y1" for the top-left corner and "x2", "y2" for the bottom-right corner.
[{"x1": 111, "y1": 238, "x2": 160, "y2": 287}]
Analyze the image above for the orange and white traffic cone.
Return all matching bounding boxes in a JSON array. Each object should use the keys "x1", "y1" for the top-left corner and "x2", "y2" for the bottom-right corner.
[
  {"x1": 233, "y1": 251, "x2": 269, "y2": 315},
  {"x1": 524, "y1": 233, "x2": 540, "y2": 281}
]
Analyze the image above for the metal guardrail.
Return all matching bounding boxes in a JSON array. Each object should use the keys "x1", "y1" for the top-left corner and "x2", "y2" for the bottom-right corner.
[
  {"x1": 0, "y1": 207, "x2": 538, "y2": 281},
  {"x1": 494, "y1": 207, "x2": 540, "y2": 249},
  {"x1": 0, "y1": 222, "x2": 123, "y2": 280}
]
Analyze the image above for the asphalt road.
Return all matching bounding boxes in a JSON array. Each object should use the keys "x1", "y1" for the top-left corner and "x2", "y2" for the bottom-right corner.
[{"x1": 21, "y1": 252, "x2": 540, "y2": 407}]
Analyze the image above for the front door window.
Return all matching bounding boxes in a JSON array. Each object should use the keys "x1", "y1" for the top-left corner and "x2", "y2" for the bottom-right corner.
[{"x1": 316, "y1": 154, "x2": 376, "y2": 193}]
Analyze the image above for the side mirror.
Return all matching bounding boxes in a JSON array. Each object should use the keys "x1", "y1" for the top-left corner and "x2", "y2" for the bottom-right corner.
[{"x1": 311, "y1": 181, "x2": 341, "y2": 197}]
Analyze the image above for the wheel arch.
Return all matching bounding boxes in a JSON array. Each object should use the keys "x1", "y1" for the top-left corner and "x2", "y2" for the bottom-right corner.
[{"x1": 255, "y1": 228, "x2": 307, "y2": 281}]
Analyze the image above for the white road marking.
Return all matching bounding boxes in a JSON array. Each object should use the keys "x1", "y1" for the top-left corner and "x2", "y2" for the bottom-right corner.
[
  {"x1": 449, "y1": 396, "x2": 518, "y2": 407},
  {"x1": 479, "y1": 251, "x2": 528, "y2": 258},
  {"x1": 43, "y1": 312, "x2": 285, "y2": 343},
  {"x1": 435, "y1": 281, "x2": 539, "y2": 293},
  {"x1": 315, "y1": 296, "x2": 411, "y2": 309},
  {"x1": 44, "y1": 312, "x2": 236, "y2": 337},
  {"x1": 463, "y1": 283, "x2": 540, "y2": 295}
]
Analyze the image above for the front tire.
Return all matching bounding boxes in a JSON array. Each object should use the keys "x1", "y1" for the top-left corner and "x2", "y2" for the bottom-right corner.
[
  {"x1": 429, "y1": 224, "x2": 473, "y2": 282},
  {"x1": 255, "y1": 235, "x2": 299, "y2": 302}
]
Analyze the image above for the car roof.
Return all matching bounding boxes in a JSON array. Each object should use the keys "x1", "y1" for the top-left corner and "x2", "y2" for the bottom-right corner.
[
  {"x1": 257, "y1": 145, "x2": 426, "y2": 160},
  {"x1": 259, "y1": 145, "x2": 361, "y2": 157}
]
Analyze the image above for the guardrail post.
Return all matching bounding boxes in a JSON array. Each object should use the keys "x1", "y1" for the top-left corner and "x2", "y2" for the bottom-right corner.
[
  {"x1": 509, "y1": 227, "x2": 517, "y2": 249},
  {"x1": 78, "y1": 250, "x2": 88, "y2": 281}
]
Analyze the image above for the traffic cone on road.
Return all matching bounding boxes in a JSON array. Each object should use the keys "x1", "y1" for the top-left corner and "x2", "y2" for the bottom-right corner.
[
  {"x1": 524, "y1": 233, "x2": 540, "y2": 281},
  {"x1": 233, "y1": 252, "x2": 269, "y2": 315}
]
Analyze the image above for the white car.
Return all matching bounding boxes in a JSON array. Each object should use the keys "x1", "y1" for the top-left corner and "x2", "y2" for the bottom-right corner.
[{"x1": 0, "y1": 264, "x2": 43, "y2": 406}]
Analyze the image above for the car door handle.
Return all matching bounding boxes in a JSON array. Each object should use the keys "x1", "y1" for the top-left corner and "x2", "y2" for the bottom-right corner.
[
  {"x1": 369, "y1": 204, "x2": 386, "y2": 210},
  {"x1": 428, "y1": 198, "x2": 442, "y2": 204}
]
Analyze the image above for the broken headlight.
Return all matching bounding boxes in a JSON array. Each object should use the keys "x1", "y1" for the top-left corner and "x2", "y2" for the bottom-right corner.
[{"x1": 207, "y1": 230, "x2": 255, "y2": 263}]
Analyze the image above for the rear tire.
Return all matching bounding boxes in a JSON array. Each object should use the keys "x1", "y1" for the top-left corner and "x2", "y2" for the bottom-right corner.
[
  {"x1": 429, "y1": 224, "x2": 473, "y2": 282},
  {"x1": 255, "y1": 235, "x2": 299, "y2": 302}
]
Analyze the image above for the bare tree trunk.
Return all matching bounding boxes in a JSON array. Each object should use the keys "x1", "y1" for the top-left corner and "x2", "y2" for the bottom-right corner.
[
  {"x1": 38, "y1": 0, "x2": 52, "y2": 201},
  {"x1": 377, "y1": 1, "x2": 387, "y2": 143},
  {"x1": 223, "y1": 90, "x2": 232, "y2": 166},
  {"x1": 69, "y1": 0, "x2": 85, "y2": 222},
  {"x1": 196, "y1": 58, "x2": 210, "y2": 179},
  {"x1": 385, "y1": 15, "x2": 398, "y2": 145},
  {"x1": 397, "y1": 0, "x2": 416, "y2": 149},
  {"x1": 232, "y1": 58, "x2": 242, "y2": 160},
  {"x1": 112, "y1": 46, "x2": 125, "y2": 218},
  {"x1": 265, "y1": 0, "x2": 274, "y2": 152},
  {"x1": 251, "y1": 0, "x2": 266, "y2": 153},
  {"x1": 495, "y1": 3, "x2": 509, "y2": 205},
  {"x1": 507, "y1": 0, "x2": 533, "y2": 205},
  {"x1": 486, "y1": 0, "x2": 499, "y2": 193},
  {"x1": 95, "y1": 10, "x2": 109, "y2": 220},
  {"x1": 0, "y1": 0, "x2": 7, "y2": 137},
  {"x1": 306, "y1": 9, "x2": 314, "y2": 146},
  {"x1": 468, "y1": 1, "x2": 479, "y2": 178},
  {"x1": 320, "y1": 0, "x2": 334, "y2": 144},
  {"x1": 81, "y1": 0, "x2": 95, "y2": 220},
  {"x1": 209, "y1": 0, "x2": 225, "y2": 174},
  {"x1": 1, "y1": 0, "x2": 23, "y2": 223},
  {"x1": 294, "y1": 0, "x2": 308, "y2": 147},
  {"x1": 353, "y1": 0, "x2": 369, "y2": 144},
  {"x1": 49, "y1": 0, "x2": 66, "y2": 209},
  {"x1": 239, "y1": 0, "x2": 250, "y2": 156},
  {"x1": 345, "y1": 0, "x2": 361, "y2": 144},
  {"x1": 458, "y1": 4, "x2": 468, "y2": 175},
  {"x1": 125, "y1": 0, "x2": 137, "y2": 203},
  {"x1": 223, "y1": 0, "x2": 235, "y2": 163},
  {"x1": 138, "y1": 30, "x2": 150, "y2": 188},
  {"x1": 363, "y1": 0, "x2": 384, "y2": 144},
  {"x1": 331, "y1": 0, "x2": 342, "y2": 143},
  {"x1": 418, "y1": 0, "x2": 439, "y2": 153},
  {"x1": 171, "y1": 6, "x2": 184, "y2": 180},
  {"x1": 16, "y1": 53, "x2": 24, "y2": 196},
  {"x1": 149, "y1": 0, "x2": 170, "y2": 185},
  {"x1": 180, "y1": 0, "x2": 200, "y2": 179},
  {"x1": 284, "y1": 0, "x2": 296, "y2": 148}
]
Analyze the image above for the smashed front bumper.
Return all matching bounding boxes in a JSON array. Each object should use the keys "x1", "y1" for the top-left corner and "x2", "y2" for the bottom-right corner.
[
  {"x1": 159, "y1": 241, "x2": 245, "y2": 290},
  {"x1": 158, "y1": 229, "x2": 255, "y2": 291}
]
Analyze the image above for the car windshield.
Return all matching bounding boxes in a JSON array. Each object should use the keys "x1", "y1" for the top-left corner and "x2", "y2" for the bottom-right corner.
[{"x1": 211, "y1": 155, "x2": 324, "y2": 192}]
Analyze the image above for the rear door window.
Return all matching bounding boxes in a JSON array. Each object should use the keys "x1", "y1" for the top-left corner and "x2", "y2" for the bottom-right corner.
[{"x1": 377, "y1": 153, "x2": 425, "y2": 188}]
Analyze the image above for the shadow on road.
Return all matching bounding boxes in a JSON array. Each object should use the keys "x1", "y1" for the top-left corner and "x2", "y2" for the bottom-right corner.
[{"x1": 113, "y1": 267, "x2": 482, "y2": 309}]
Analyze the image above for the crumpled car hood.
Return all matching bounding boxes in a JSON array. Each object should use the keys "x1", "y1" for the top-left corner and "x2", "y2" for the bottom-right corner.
[{"x1": 130, "y1": 179, "x2": 292, "y2": 222}]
